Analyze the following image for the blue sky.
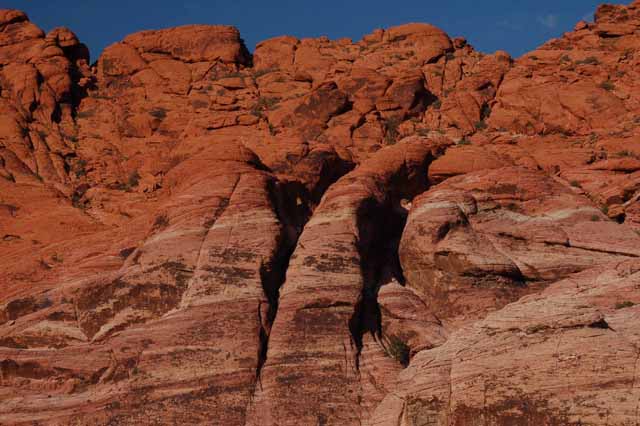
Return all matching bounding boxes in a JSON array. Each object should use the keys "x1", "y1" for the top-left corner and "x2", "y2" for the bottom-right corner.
[{"x1": 2, "y1": 0, "x2": 606, "y2": 62}]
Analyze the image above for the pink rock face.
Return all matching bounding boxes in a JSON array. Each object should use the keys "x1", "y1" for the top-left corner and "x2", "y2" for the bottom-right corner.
[
  {"x1": 1, "y1": 2, "x2": 640, "y2": 425},
  {"x1": 400, "y1": 166, "x2": 640, "y2": 328},
  {"x1": 368, "y1": 260, "x2": 640, "y2": 426}
]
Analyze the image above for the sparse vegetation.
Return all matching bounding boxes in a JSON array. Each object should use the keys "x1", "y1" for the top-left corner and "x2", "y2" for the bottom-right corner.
[
  {"x1": 615, "y1": 301, "x2": 635, "y2": 309},
  {"x1": 190, "y1": 99, "x2": 209, "y2": 110},
  {"x1": 432, "y1": 99, "x2": 442, "y2": 110},
  {"x1": 385, "y1": 335, "x2": 410, "y2": 367},
  {"x1": 383, "y1": 116, "x2": 402, "y2": 145},
  {"x1": 599, "y1": 80, "x2": 615, "y2": 91},
  {"x1": 457, "y1": 138, "x2": 471, "y2": 146},
  {"x1": 76, "y1": 109, "x2": 96, "y2": 119},
  {"x1": 480, "y1": 103, "x2": 492, "y2": 120},
  {"x1": 153, "y1": 213, "x2": 170, "y2": 230},
  {"x1": 253, "y1": 67, "x2": 279, "y2": 78},
  {"x1": 75, "y1": 159, "x2": 88, "y2": 177},
  {"x1": 570, "y1": 180, "x2": 581, "y2": 188},
  {"x1": 590, "y1": 215, "x2": 600, "y2": 222},
  {"x1": 251, "y1": 96, "x2": 281, "y2": 118},
  {"x1": 505, "y1": 202, "x2": 521, "y2": 212},
  {"x1": 149, "y1": 107, "x2": 168, "y2": 120},
  {"x1": 127, "y1": 170, "x2": 141, "y2": 188},
  {"x1": 475, "y1": 120, "x2": 488, "y2": 130},
  {"x1": 576, "y1": 56, "x2": 600, "y2": 65},
  {"x1": 220, "y1": 71, "x2": 243, "y2": 79},
  {"x1": 616, "y1": 150, "x2": 635, "y2": 158},
  {"x1": 119, "y1": 247, "x2": 136, "y2": 259}
]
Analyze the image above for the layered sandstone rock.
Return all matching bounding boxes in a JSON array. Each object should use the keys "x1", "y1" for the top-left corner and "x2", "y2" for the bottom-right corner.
[
  {"x1": 369, "y1": 260, "x2": 640, "y2": 426},
  {"x1": 1, "y1": 2, "x2": 640, "y2": 425}
]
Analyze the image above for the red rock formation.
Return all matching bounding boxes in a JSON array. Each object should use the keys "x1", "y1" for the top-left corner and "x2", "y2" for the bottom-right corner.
[{"x1": 1, "y1": 2, "x2": 640, "y2": 425}]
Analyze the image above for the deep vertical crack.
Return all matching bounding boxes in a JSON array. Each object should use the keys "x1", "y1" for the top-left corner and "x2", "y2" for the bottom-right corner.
[
  {"x1": 254, "y1": 179, "x2": 311, "y2": 383},
  {"x1": 351, "y1": 197, "x2": 409, "y2": 370},
  {"x1": 350, "y1": 151, "x2": 437, "y2": 370}
]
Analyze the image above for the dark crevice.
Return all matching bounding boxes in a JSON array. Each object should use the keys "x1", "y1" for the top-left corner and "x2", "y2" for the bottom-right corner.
[
  {"x1": 350, "y1": 197, "x2": 409, "y2": 370},
  {"x1": 253, "y1": 166, "x2": 352, "y2": 390},
  {"x1": 251, "y1": 148, "x2": 358, "y2": 395},
  {"x1": 589, "y1": 318, "x2": 613, "y2": 330},
  {"x1": 349, "y1": 152, "x2": 438, "y2": 370}
]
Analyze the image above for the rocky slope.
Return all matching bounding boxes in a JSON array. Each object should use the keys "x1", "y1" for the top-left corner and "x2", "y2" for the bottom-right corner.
[{"x1": 1, "y1": 1, "x2": 640, "y2": 425}]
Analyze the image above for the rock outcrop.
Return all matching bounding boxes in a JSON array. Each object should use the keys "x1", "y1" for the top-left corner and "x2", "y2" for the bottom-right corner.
[{"x1": 1, "y1": 2, "x2": 640, "y2": 425}]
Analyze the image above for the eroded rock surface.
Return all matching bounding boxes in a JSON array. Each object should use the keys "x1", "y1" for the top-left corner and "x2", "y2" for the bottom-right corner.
[{"x1": 1, "y1": 2, "x2": 640, "y2": 425}]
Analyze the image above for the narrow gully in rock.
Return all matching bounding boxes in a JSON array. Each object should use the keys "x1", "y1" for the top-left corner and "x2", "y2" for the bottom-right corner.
[
  {"x1": 350, "y1": 151, "x2": 440, "y2": 369},
  {"x1": 253, "y1": 156, "x2": 356, "y2": 389},
  {"x1": 255, "y1": 179, "x2": 310, "y2": 383},
  {"x1": 350, "y1": 196, "x2": 409, "y2": 369}
]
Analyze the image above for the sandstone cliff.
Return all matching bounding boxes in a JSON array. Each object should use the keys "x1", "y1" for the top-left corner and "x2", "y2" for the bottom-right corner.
[{"x1": 1, "y1": 2, "x2": 640, "y2": 425}]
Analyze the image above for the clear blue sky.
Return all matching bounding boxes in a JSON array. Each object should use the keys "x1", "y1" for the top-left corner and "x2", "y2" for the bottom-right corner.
[{"x1": 2, "y1": 0, "x2": 608, "y2": 62}]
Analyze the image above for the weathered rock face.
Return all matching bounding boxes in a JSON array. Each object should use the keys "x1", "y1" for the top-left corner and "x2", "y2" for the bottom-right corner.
[
  {"x1": 368, "y1": 260, "x2": 640, "y2": 426},
  {"x1": 401, "y1": 166, "x2": 640, "y2": 328},
  {"x1": 1, "y1": 2, "x2": 640, "y2": 425}
]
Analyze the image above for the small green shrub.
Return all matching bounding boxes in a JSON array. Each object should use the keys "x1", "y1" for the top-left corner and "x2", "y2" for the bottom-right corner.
[
  {"x1": 475, "y1": 120, "x2": 488, "y2": 130},
  {"x1": 615, "y1": 301, "x2": 635, "y2": 309},
  {"x1": 576, "y1": 56, "x2": 599, "y2": 65},
  {"x1": 127, "y1": 170, "x2": 140, "y2": 188},
  {"x1": 153, "y1": 214, "x2": 170, "y2": 230},
  {"x1": 599, "y1": 80, "x2": 615, "y2": 91},
  {"x1": 505, "y1": 202, "x2": 520, "y2": 212},
  {"x1": 149, "y1": 107, "x2": 167, "y2": 120},
  {"x1": 75, "y1": 159, "x2": 88, "y2": 177},
  {"x1": 386, "y1": 335, "x2": 410, "y2": 367},
  {"x1": 480, "y1": 103, "x2": 492, "y2": 120},
  {"x1": 119, "y1": 247, "x2": 136, "y2": 259},
  {"x1": 76, "y1": 109, "x2": 96, "y2": 119},
  {"x1": 570, "y1": 180, "x2": 581, "y2": 188},
  {"x1": 251, "y1": 97, "x2": 280, "y2": 117},
  {"x1": 457, "y1": 138, "x2": 471, "y2": 146},
  {"x1": 221, "y1": 71, "x2": 243, "y2": 79},
  {"x1": 190, "y1": 99, "x2": 209, "y2": 110},
  {"x1": 384, "y1": 116, "x2": 402, "y2": 145},
  {"x1": 253, "y1": 67, "x2": 278, "y2": 78}
]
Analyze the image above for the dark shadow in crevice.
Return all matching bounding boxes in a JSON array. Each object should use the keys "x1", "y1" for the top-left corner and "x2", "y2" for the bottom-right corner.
[{"x1": 349, "y1": 151, "x2": 436, "y2": 369}]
